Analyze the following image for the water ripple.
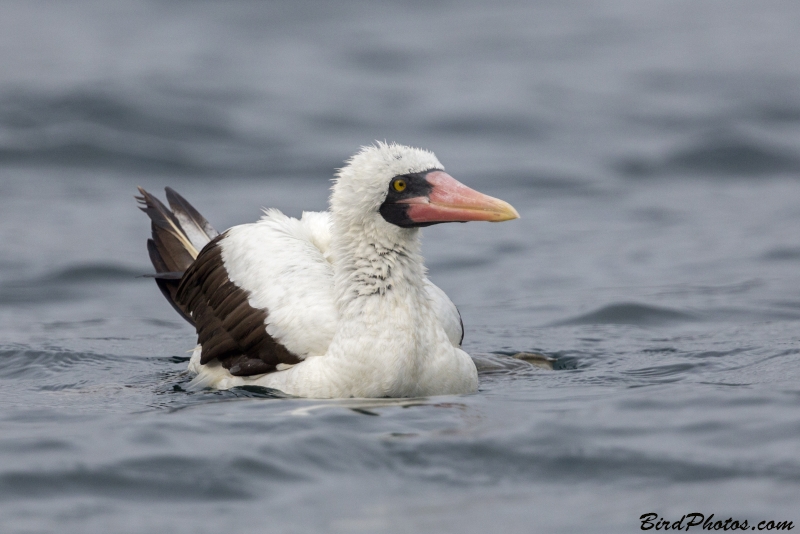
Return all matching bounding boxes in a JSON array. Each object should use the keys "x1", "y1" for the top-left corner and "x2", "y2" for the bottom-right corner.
[
  {"x1": 0, "y1": 263, "x2": 143, "y2": 305},
  {"x1": 551, "y1": 303, "x2": 697, "y2": 327},
  {"x1": 0, "y1": 456, "x2": 254, "y2": 501}
]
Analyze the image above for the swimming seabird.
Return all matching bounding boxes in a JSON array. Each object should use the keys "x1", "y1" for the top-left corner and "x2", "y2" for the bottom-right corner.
[{"x1": 137, "y1": 143, "x2": 518, "y2": 398}]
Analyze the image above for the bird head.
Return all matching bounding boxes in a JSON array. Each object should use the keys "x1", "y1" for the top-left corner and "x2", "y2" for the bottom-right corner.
[{"x1": 331, "y1": 143, "x2": 519, "y2": 232}]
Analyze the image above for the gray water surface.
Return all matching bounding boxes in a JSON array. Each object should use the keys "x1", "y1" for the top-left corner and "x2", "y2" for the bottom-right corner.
[{"x1": 1, "y1": 1, "x2": 800, "y2": 532}]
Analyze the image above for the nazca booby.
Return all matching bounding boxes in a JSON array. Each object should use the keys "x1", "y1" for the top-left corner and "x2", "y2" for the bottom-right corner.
[{"x1": 137, "y1": 143, "x2": 519, "y2": 398}]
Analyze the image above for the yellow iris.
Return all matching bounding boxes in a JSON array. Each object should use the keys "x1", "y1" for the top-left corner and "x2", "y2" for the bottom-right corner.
[{"x1": 393, "y1": 179, "x2": 407, "y2": 192}]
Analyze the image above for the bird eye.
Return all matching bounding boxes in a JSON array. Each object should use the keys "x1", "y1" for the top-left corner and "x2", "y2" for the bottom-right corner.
[{"x1": 393, "y1": 179, "x2": 407, "y2": 192}]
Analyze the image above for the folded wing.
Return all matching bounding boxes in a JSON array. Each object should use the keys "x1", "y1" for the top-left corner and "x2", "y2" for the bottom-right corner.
[{"x1": 138, "y1": 188, "x2": 337, "y2": 376}]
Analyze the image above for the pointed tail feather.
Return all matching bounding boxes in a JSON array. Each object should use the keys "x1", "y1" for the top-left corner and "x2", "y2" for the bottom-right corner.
[
  {"x1": 146, "y1": 238, "x2": 195, "y2": 325},
  {"x1": 136, "y1": 187, "x2": 220, "y2": 326},
  {"x1": 136, "y1": 187, "x2": 199, "y2": 263},
  {"x1": 165, "y1": 187, "x2": 219, "y2": 251}
]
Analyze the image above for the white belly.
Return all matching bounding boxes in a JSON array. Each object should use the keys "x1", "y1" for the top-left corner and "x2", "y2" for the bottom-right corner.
[{"x1": 186, "y1": 335, "x2": 478, "y2": 399}]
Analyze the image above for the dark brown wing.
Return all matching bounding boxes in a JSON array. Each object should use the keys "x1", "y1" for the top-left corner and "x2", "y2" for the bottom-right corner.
[{"x1": 175, "y1": 236, "x2": 302, "y2": 376}]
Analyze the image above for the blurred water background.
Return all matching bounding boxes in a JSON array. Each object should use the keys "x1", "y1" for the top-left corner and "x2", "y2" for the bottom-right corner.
[{"x1": 1, "y1": 1, "x2": 800, "y2": 532}]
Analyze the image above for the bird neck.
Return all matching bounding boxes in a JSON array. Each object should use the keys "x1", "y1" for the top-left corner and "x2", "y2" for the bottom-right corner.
[{"x1": 331, "y1": 217, "x2": 427, "y2": 317}]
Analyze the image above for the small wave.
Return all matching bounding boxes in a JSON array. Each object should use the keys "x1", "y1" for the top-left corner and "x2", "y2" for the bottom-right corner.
[
  {"x1": 426, "y1": 256, "x2": 493, "y2": 271},
  {"x1": 46, "y1": 264, "x2": 144, "y2": 283},
  {"x1": 762, "y1": 247, "x2": 800, "y2": 261},
  {"x1": 0, "y1": 347, "x2": 111, "y2": 380},
  {"x1": 0, "y1": 263, "x2": 144, "y2": 305},
  {"x1": 622, "y1": 362, "x2": 700, "y2": 380},
  {"x1": 657, "y1": 280, "x2": 763, "y2": 297},
  {"x1": 379, "y1": 433, "x2": 800, "y2": 486},
  {"x1": 425, "y1": 114, "x2": 549, "y2": 139},
  {"x1": 472, "y1": 352, "x2": 556, "y2": 375},
  {"x1": 481, "y1": 171, "x2": 598, "y2": 194},
  {"x1": 0, "y1": 89, "x2": 292, "y2": 176},
  {"x1": 348, "y1": 47, "x2": 419, "y2": 74},
  {"x1": 756, "y1": 104, "x2": 800, "y2": 124},
  {"x1": 617, "y1": 137, "x2": 800, "y2": 177},
  {"x1": 0, "y1": 439, "x2": 74, "y2": 454},
  {"x1": 0, "y1": 142, "x2": 210, "y2": 174},
  {"x1": 551, "y1": 302, "x2": 697, "y2": 326},
  {"x1": 42, "y1": 319, "x2": 106, "y2": 331},
  {"x1": 0, "y1": 456, "x2": 254, "y2": 501}
]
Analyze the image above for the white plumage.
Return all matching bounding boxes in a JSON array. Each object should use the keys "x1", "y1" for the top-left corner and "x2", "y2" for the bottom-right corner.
[{"x1": 140, "y1": 142, "x2": 518, "y2": 398}]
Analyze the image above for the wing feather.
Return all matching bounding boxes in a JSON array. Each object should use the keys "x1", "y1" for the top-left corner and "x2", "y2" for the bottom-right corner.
[
  {"x1": 176, "y1": 235, "x2": 303, "y2": 376},
  {"x1": 219, "y1": 211, "x2": 338, "y2": 359},
  {"x1": 425, "y1": 281, "x2": 464, "y2": 348}
]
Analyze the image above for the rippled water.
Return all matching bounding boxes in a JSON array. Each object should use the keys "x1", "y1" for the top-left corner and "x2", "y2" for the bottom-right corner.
[{"x1": 2, "y1": 1, "x2": 800, "y2": 532}]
